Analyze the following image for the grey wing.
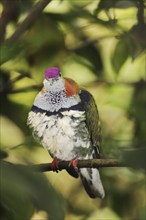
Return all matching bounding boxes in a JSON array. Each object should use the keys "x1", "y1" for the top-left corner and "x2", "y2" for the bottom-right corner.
[{"x1": 79, "y1": 89, "x2": 102, "y2": 158}]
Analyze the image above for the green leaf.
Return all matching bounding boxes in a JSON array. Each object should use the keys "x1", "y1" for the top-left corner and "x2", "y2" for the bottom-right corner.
[
  {"x1": 128, "y1": 82, "x2": 146, "y2": 146},
  {"x1": 18, "y1": 0, "x2": 34, "y2": 13},
  {"x1": 129, "y1": 24, "x2": 146, "y2": 59},
  {"x1": 112, "y1": 25, "x2": 145, "y2": 73},
  {"x1": 97, "y1": 0, "x2": 136, "y2": 11},
  {"x1": 1, "y1": 161, "x2": 65, "y2": 220},
  {"x1": 23, "y1": 13, "x2": 65, "y2": 68},
  {"x1": 0, "y1": 42, "x2": 25, "y2": 65},
  {"x1": 74, "y1": 41, "x2": 103, "y2": 77},
  {"x1": 112, "y1": 38, "x2": 130, "y2": 73}
]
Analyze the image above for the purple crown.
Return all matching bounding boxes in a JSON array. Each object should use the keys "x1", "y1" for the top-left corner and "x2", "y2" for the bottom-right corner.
[{"x1": 44, "y1": 67, "x2": 60, "y2": 79}]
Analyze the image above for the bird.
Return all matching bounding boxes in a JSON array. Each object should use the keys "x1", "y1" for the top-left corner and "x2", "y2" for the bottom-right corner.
[{"x1": 27, "y1": 67, "x2": 105, "y2": 199}]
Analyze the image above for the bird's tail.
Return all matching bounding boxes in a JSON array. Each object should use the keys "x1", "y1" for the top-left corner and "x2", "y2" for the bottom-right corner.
[{"x1": 79, "y1": 168, "x2": 105, "y2": 198}]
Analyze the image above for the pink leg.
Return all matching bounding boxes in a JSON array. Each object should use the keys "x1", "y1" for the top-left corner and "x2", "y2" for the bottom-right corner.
[
  {"x1": 68, "y1": 157, "x2": 78, "y2": 171},
  {"x1": 51, "y1": 157, "x2": 61, "y2": 173}
]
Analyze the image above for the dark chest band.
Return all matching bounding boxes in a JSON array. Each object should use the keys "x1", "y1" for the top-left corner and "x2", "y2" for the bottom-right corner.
[
  {"x1": 31, "y1": 90, "x2": 93, "y2": 116},
  {"x1": 31, "y1": 102, "x2": 85, "y2": 116}
]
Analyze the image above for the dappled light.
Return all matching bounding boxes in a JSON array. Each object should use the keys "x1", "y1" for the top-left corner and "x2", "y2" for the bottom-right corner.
[{"x1": 0, "y1": 0, "x2": 145, "y2": 219}]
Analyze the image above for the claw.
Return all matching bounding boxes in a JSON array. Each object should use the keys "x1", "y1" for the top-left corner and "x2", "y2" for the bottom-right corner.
[
  {"x1": 68, "y1": 157, "x2": 78, "y2": 171},
  {"x1": 51, "y1": 157, "x2": 60, "y2": 173}
]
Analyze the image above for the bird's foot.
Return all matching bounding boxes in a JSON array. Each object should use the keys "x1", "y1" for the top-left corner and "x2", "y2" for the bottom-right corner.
[
  {"x1": 68, "y1": 157, "x2": 78, "y2": 171},
  {"x1": 51, "y1": 157, "x2": 60, "y2": 173}
]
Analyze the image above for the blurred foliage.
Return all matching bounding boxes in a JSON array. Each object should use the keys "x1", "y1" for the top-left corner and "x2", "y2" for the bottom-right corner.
[
  {"x1": 0, "y1": 0, "x2": 146, "y2": 219},
  {"x1": 1, "y1": 161, "x2": 65, "y2": 220}
]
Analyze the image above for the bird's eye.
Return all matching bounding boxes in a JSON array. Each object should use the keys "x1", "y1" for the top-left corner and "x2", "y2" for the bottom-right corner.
[{"x1": 59, "y1": 72, "x2": 61, "y2": 76}]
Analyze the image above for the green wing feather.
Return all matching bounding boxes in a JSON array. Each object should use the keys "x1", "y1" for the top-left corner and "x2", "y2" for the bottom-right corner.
[{"x1": 79, "y1": 89, "x2": 102, "y2": 158}]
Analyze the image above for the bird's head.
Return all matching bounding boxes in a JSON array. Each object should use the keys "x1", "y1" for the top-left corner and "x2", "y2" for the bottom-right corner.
[
  {"x1": 44, "y1": 67, "x2": 61, "y2": 79},
  {"x1": 42, "y1": 67, "x2": 79, "y2": 97},
  {"x1": 33, "y1": 67, "x2": 81, "y2": 112}
]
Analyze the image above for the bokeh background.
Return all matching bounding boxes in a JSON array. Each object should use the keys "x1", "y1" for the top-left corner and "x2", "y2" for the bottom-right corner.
[{"x1": 0, "y1": 0, "x2": 146, "y2": 219}]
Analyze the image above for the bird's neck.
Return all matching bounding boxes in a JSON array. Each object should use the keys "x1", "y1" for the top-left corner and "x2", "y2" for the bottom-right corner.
[{"x1": 33, "y1": 79, "x2": 81, "y2": 112}]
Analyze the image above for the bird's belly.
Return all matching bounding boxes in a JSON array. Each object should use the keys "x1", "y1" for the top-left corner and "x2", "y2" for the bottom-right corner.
[{"x1": 28, "y1": 110, "x2": 91, "y2": 160}]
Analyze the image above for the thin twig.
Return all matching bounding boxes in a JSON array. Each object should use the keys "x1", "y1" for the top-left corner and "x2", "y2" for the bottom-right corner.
[
  {"x1": 30, "y1": 159, "x2": 127, "y2": 172},
  {"x1": 5, "y1": 0, "x2": 53, "y2": 43}
]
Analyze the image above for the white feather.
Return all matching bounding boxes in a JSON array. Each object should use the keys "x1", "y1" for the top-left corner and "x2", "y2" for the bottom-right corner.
[{"x1": 27, "y1": 110, "x2": 91, "y2": 160}]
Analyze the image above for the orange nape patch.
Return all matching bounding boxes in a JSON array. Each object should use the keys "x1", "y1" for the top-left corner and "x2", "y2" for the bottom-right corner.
[
  {"x1": 64, "y1": 78, "x2": 80, "y2": 97},
  {"x1": 40, "y1": 87, "x2": 46, "y2": 94}
]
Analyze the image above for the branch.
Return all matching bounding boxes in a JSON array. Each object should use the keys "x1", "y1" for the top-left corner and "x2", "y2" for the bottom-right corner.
[
  {"x1": 137, "y1": 0, "x2": 145, "y2": 25},
  {"x1": 5, "y1": 0, "x2": 53, "y2": 43},
  {"x1": 0, "y1": 71, "x2": 32, "y2": 95},
  {"x1": 0, "y1": 0, "x2": 17, "y2": 43},
  {"x1": 30, "y1": 159, "x2": 127, "y2": 172}
]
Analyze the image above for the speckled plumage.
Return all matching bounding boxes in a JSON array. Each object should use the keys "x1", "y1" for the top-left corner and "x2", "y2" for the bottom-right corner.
[{"x1": 27, "y1": 67, "x2": 105, "y2": 198}]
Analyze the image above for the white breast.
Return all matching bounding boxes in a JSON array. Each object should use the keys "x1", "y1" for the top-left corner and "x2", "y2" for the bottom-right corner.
[{"x1": 27, "y1": 110, "x2": 91, "y2": 160}]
